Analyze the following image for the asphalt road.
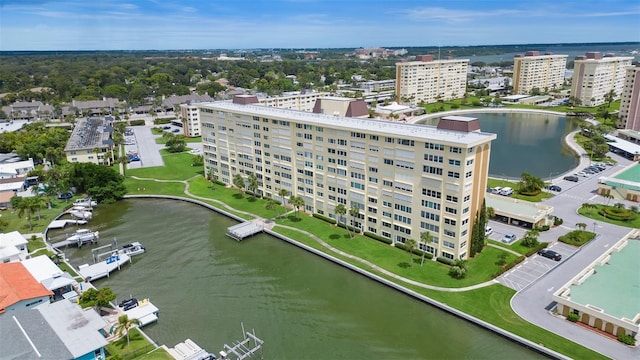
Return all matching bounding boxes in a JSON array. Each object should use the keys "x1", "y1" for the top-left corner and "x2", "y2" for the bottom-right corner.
[{"x1": 504, "y1": 152, "x2": 638, "y2": 360}]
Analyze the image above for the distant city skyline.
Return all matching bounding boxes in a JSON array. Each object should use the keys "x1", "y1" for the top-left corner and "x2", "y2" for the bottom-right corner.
[{"x1": 1, "y1": 0, "x2": 639, "y2": 51}]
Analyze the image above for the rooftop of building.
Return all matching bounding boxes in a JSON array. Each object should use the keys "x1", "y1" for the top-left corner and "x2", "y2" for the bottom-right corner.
[
  {"x1": 64, "y1": 117, "x2": 114, "y2": 152},
  {"x1": 485, "y1": 193, "x2": 553, "y2": 222},
  {"x1": 0, "y1": 262, "x2": 53, "y2": 312},
  {"x1": 604, "y1": 134, "x2": 640, "y2": 155},
  {"x1": 569, "y1": 238, "x2": 640, "y2": 320},
  {"x1": 201, "y1": 101, "x2": 497, "y2": 145},
  {"x1": 22, "y1": 255, "x2": 65, "y2": 283}
]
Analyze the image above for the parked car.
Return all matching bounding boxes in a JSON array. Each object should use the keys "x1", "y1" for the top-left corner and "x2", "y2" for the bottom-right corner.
[
  {"x1": 172, "y1": 128, "x2": 181, "y2": 133},
  {"x1": 57, "y1": 192, "x2": 73, "y2": 200},
  {"x1": 538, "y1": 248, "x2": 562, "y2": 261},
  {"x1": 575, "y1": 172, "x2": 588, "y2": 177},
  {"x1": 491, "y1": 187, "x2": 502, "y2": 194},
  {"x1": 128, "y1": 155, "x2": 140, "y2": 162},
  {"x1": 485, "y1": 225, "x2": 493, "y2": 236},
  {"x1": 501, "y1": 233, "x2": 517, "y2": 243},
  {"x1": 545, "y1": 185, "x2": 562, "y2": 192},
  {"x1": 563, "y1": 175, "x2": 579, "y2": 182},
  {"x1": 162, "y1": 126, "x2": 171, "y2": 130},
  {"x1": 499, "y1": 187, "x2": 513, "y2": 196}
]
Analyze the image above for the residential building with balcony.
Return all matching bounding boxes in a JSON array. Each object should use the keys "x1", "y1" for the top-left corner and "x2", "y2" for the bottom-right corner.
[
  {"x1": 513, "y1": 51, "x2": 568, "y2": 95},
  {"x1": 199, "y1": 98, "x2": 495, "y2": 260},
  {"x1": 617, "y1": 63, "x2": 640, "y2": 131},
  {"x1": 395, "y1": 55, "x2": 469, "y2": 105},
  {"x1": 571, "y1": 52, "x2": 633, "y2": 107},
  {"x1": 64, "y1": 117, "x2": 114, "y2": 165}
]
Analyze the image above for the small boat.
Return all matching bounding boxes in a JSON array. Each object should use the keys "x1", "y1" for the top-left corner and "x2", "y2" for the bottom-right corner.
[
  {"x1": 69, "y1": 209, "x2": 93, "y2": 220},
  {"x1": 121, "y1": 242, "x2": 145, "y2": 256},
  {"x1": 66, "y1": 229, "x2": 99, "y2": 244},
  {"x1": 74, "y1": 197, "x2": 97, "y2": 207}
]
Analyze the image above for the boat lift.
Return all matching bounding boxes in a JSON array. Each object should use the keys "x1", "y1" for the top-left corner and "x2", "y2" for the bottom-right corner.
[
  {"x1": 91, "y1": 238, "x2": 118, "y2": 263},
  {"x1": 219, "y1": 323, "x2": 264, "y2": 360}
]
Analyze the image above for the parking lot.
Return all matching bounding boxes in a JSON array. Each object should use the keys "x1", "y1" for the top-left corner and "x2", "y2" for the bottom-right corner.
[
  {"x1": 497, "y1": 241, "x2": 577, "y2": 291},
  {"x1": 124, "y1": 126, "x2": 166, "y2": 169}
]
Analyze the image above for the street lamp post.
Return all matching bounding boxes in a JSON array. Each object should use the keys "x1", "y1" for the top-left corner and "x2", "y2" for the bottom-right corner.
[{"x1": 593, "y1": 222, "x2": 597, "y2": 234}]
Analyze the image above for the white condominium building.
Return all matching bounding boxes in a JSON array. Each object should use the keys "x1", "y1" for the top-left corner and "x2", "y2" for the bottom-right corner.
[
  {"x1": 618, "y1": 63, "x2": 640, "y2": 131},
  {"x1": 571, "y1": 52, "x2": 633, "y2": 107},
  {"x1": 199, "y1": 98, "x2": 496, "y2": 260},
  {"x1": 180, "y1": 103, "x2": 201, "y2": 137},
  {"x1": 257, "y1": 91, "x2": 330, "y2": 112},
  {"x1": 396, "y1": 55, "x2": 469, "y2": 105},
  {"x1": 513, "y1": 51, "x2": 568, "y2": 95}
]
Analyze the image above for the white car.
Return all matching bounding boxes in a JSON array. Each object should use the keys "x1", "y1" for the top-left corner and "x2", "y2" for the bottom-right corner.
[
  {"x1": 485, "y1": 225, "x2": 493, "y2": 236},
  {"x1": 575, "y1": 172, "x2": 588, "y2": 177}
]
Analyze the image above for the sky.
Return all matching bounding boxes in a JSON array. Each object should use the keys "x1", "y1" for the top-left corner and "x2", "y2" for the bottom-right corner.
[{"x1": 0, "y1": 0, "x2": 639, "y2": 51}]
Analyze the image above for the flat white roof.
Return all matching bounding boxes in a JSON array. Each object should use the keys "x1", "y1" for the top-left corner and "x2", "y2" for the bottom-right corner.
[
  {"x1": 202, "y1": 102, "x2": 496, "y2": 146},
  {"x1": 22, "y1": 255, "x2": 64, "y2": 282},
  {"x1": 605, "y1": 134, "x2": 640, "y2": 154},
  {"x1": 503, "y1": 95, "x2": 531, "y2": 100}
]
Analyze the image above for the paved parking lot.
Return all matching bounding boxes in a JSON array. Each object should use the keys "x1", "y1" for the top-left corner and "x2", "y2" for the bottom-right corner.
[
  {"x1": 497, "y1": 241, "x2": 577, "y2": 291},
  {"x1": 125, "y1": 126, "x2": 165, "y2": 169}
]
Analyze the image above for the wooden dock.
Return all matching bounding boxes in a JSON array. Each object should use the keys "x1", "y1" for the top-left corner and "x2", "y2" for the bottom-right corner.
[
  {"x1": 78, "y1": 253, "x2": 131, "y2": 282},
  {"x1": 226, "y1": 220, "x2": 264, "y2": 241}
]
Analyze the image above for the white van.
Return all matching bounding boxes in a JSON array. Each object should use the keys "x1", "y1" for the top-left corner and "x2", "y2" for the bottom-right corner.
[
  {"x1": 499, "y1": 187, "x2": 513, "y2": 196},
  {"x1": 491, "y1": 187, "x2": 502, "y2": 194}
]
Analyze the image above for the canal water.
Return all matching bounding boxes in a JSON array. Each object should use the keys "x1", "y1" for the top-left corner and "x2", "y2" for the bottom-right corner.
[
  {"x1": 425, "y1": 112, "x2": 580, "y2": 179},
  {"x1": 53, "y1": 199, "x2": 545, "y2": 359}
]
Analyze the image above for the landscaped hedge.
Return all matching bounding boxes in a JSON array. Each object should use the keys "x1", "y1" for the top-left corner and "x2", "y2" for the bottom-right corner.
[
  {"x1": 558, "y1": 231, "x2": 595, "y2": 246},
  {"x1": 393, "y1": 243, "x2": 433, "y2": 259},
  {"x1": 129, "y1": 120, "x2": 146, "y2": 126},
  {"x1": 337, "y1": 222, "x2": 361, "y2": 234},
  {"x1": 312, "y1": 213, "x2": 337, "y2": 225},
  {"x1": 492, "y1": 255, "x2": 526, "y2": 278},
  {"x1": 618, "y1": 334, "x2": 636, "y2": 345},
  {"x1": 598, "y1": 207, "x2": 636, "y2": 221},
  {"x1": 566, "y1": 313, "x2": 579, "y2": 322},
  {"x1": 518, "y1": 189, "x2": 541, "y2": 196},
  {"x1": 535, "y1": 225, "x2": 551, "y2": 231},
  {"x1": 154, "y1": 117, "x2": 176, "y2": 124},
  {"x1": 364, "y1": 231, "x2": 392, "y2": 244},
  {"x1": 553, "y1": 216, "x2": 564, "y2": 226},
  {"x1": 524, "y1": 242, "x2": 549, "y2": 257},
  {"x1": 436, "y1": 257, "x2": 454, "y2": 266}
]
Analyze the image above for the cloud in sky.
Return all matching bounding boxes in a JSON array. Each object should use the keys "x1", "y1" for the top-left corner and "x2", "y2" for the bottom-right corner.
[{"x1": 0, "y1": 0, "x2": 638, "y2": 50}]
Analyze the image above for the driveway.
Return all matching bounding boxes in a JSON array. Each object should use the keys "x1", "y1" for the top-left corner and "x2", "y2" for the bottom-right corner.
[{"x1": 125, "y1": 126, "x2": 165, "y2": 169}]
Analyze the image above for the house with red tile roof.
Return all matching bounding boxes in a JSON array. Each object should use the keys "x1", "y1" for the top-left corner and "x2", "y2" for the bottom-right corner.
[{"x1": 0, "y1": 262, "x2": 52, "y2": 314}]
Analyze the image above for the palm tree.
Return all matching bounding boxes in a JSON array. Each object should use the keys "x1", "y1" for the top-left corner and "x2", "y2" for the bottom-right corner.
[
  {"x1": 16, "y1": 197, "x2": 38, "y2": 231},
  {"x1": 449, "y1": 259, "x2": 468, "y2": 279},
  {"x1": 265, "y1": 198, "x2": 278, "y2": 220},
  {"x1": 420, "y1": 231, "x2": 433, "y2": 266},
  {"x1": 348, "y1": 205, "x2": 360, "y2": 239},
  {"x1": 289, "y1": 196, "x2": 305, "y2": 219},
  {"x1": 486, "y1": 207, "x2": 496, "y2": 219},
  {"x1": 247, "y1": 173, "x2": 259, "y2": 198},
  {"x1": 232, "y1": 174, "x2": 245, "y2": 194},
  {"x1": 575, "y1": 222, "x2": 587, "y2": 231},
  {"x1": 334, "y1": 204, "x2": 348, "y2": 236},
  {"x1": 277, "y1": 188, "x2": 289, "y2": 218},
  {"x1": 115, "y1": 314, "x2": 141, "y2": 346},
  {"x1": 405, "y1": 239, "x2": 417, "y2": 266}
]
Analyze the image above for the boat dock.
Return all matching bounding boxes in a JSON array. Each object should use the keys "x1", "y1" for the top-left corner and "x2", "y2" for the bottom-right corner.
[
  {"x1": 226, "y1": 220, "x2": 264, "y2": 241},
  {"x1": 78, "y1": 253, "x2": 131, "y2": 281},
  {"x1": 166, "y1": 339, "x2": 214, "y2": 360},
  {"x1": 48, "y1": 219, "x2": 88, "y2": 229},
  {"x1": 219, "y1": 324, "x2": 264, "y2": 360},
  {"x1": 123, "y1": 298, "x2": 159, "y2": 326}
]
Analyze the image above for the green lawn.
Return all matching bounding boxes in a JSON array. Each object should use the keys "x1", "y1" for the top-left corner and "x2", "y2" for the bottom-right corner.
[
  {"x1": 155, "y1": 135, "x2": 202, "y2": 144},
  {"x1": 1, "y1": 199, "x2": 78, "y2": 234},
  {"x1": 126, "y1": 152, "x2": 203, "y2": 180},
  {"x1": 105, "y1": 328, "x2": 165, "y2": 360},
  {"x1": 487, "y1": 178, "x2": 553, "y2": 202},
  {"x1": 490, "y1": 239, "x2": 549, "y2": 256},
  {"x1": 578, "y1": 204, "x2": 640, "y2": 228},
  {"x1": 273, "y1": 214, "x2": 518, "y2": 287}
]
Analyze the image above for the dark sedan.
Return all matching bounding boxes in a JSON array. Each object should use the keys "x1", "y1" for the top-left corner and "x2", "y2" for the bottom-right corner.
[{"x1": 538, "y1": 248, "x2": 562, "y2": 261}]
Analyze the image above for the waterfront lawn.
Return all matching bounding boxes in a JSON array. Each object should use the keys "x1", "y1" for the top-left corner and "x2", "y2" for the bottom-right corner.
[
  {"x1": 105, "y1": 328, "x2": 160, "y2": 359},
  {"x1": 187, "y1": 177, "x2": 284, "y2": 219},
  {"x1": 578, "y1": 204, "x2": 640, "y2": 228},
  {"x1": 274, "y1": 214, "x2": 517, "y2": 287},
  {"x1": 126, "y1": 152, "x2": 203, "y2": 180},
  {"x1": 124, "y1": 178, "x2": 187, "y2": 196},
  {"x1": 486, "y1": 178, "x2": 552, "y2": 202},
  {"x1": 422, "y1": 285, "x2": 606, "y2": 360},
  {"x1": 1, "y1": 202, "x2": 71, "y2": 234}
]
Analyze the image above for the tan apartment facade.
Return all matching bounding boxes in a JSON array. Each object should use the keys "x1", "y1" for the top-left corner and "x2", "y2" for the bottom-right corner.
[
  {"x1": 513, "y1": 51, "x2": 568, "y2": 95},
  {"x1": 617, "y1": 64, "x2": 640, "y2": 131},
  {"x1": 199, "y1": 100, "x2": 495, "y2": 260},
  {"x1": 396, "y1": 55, "x2": 469, "y2": 105},
  {"x1": 180, "y1": 103, "x2": 201, "y2": 137},
  {"x1": 571, "y1": 52, "x2": 633, "y2": 107},
  {"x1": 257, "y1": 91, "x2": 330, "y2": 112}
]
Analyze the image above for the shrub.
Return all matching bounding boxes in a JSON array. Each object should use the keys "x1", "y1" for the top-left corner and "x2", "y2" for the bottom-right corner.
[
  {"x1": 536, "y1": 225, "x2": 550, "y2": 231},
  {"x1": 618, "y1": 334, "x2": 636, "y2": 346},
  {"x1": 128, "y1": 119, "x2": 145, "y2": 126},
  {"x1": 153, "y1": 117, "x2": 176, "y2": 124},
  {"x1": 492, "y1": 256, "x2": 526, "y2": 278},
  {"x1": 553, "y1": 216, "x2": 563, "y2": 226},
  {"x1": 312, "y1": 213, "x2": 337, "y2": 225},
  {"x1": 436, "y1": 257, "x2": 454, "y2": 266},
  {"x1": 566, "y1": 313, "x2": 579, "y2": 322},
  {"x1": 364, "y1": 232, "x2": 392, "y2": 244},
  {"x1": 336, "y1": 222, "x2": 360, "y2": 233},
  {"x1": 558, "y1": 231, "x2": 595, "y2": 247},
  {"x1": 598, "y1": 207, "x2": 635, "y2": 221}
]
